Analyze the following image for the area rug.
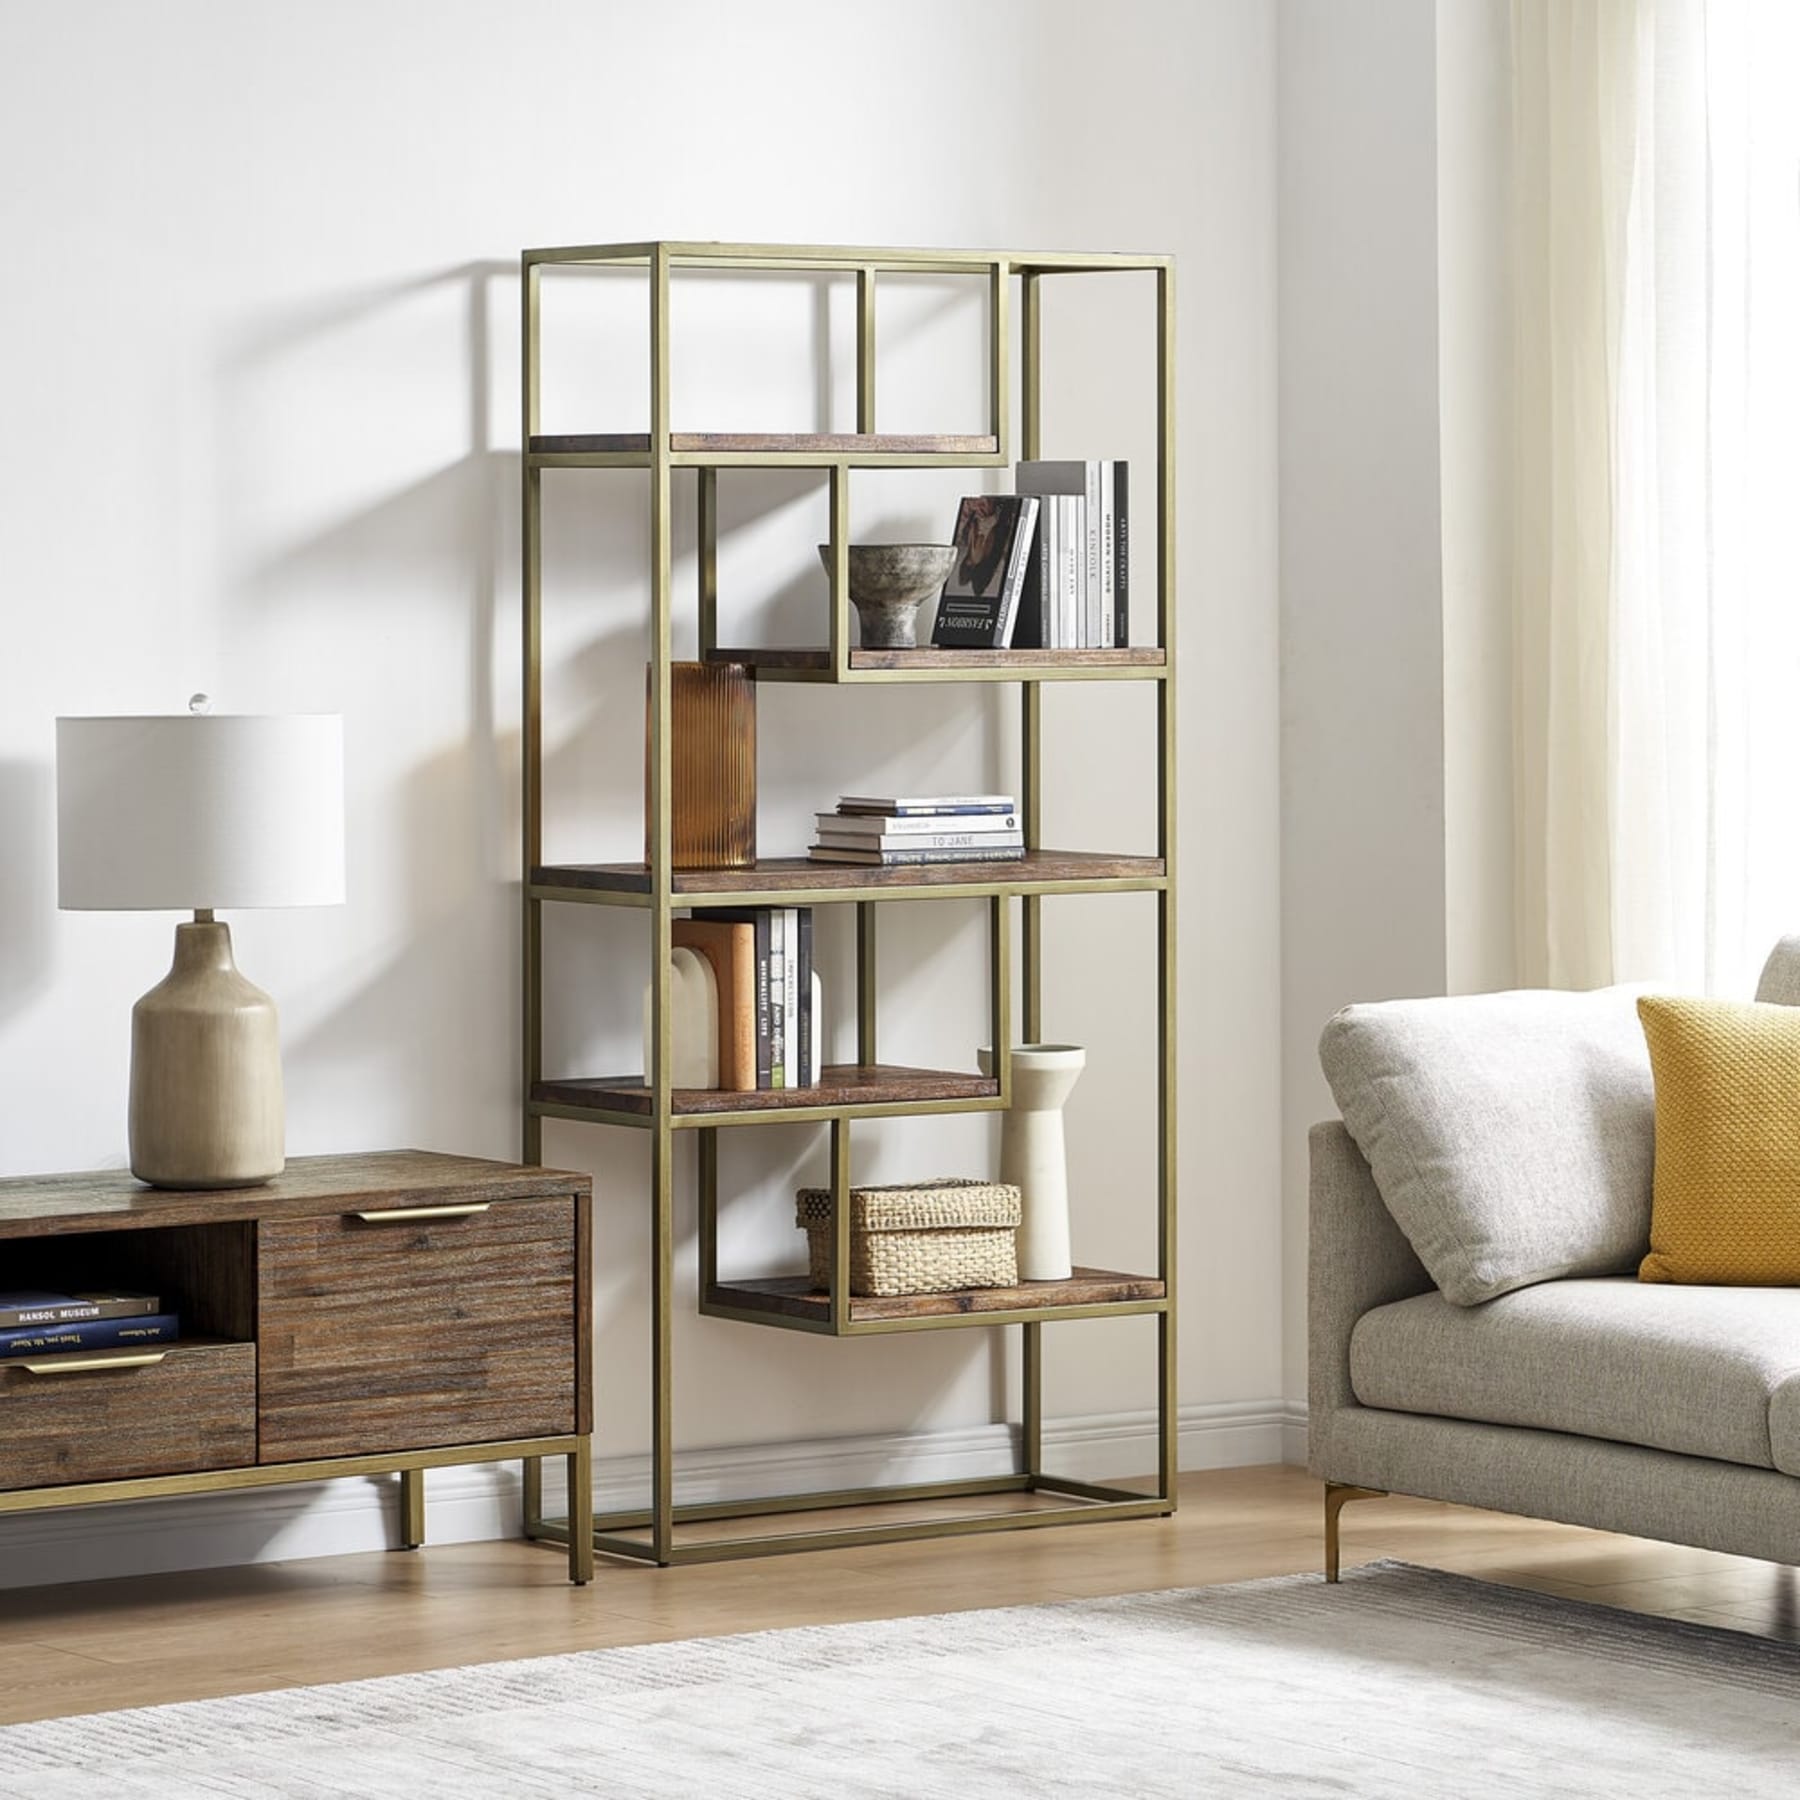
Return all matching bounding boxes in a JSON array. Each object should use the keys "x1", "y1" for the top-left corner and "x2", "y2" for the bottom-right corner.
[{"x1": 3, "y1": 1561, "x2": 1798, "y2": 1798}]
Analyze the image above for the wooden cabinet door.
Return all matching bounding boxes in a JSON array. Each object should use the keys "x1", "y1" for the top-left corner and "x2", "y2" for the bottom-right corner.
[{"x1": 257, "y1": 1197, "x2": 576, "y2": 1462}]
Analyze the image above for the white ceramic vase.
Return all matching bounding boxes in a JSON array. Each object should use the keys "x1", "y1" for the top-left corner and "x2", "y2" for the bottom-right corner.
[{"x1": 977, "y1": 1043, "x2": 1086, "y2": 1281}]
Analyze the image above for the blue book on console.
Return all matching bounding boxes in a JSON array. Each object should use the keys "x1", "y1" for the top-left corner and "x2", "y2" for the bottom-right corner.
[{"x1": 0, "y1": 1313, "x2": 179, "y2": 1360}]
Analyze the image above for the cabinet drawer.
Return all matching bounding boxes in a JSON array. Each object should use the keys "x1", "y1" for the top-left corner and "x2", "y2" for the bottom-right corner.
[
  {"x1": 0, "y1": 1340, "x2": 256, "y2": 1491},
  {"x1": 258, "y1": 1196, "x2": 577, "y2": 1461}
]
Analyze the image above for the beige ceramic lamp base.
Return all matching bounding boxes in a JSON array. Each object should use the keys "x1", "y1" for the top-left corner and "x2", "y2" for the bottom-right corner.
[{"x1": 128, "y1": 917, "x2": 285, "y2": 1189}]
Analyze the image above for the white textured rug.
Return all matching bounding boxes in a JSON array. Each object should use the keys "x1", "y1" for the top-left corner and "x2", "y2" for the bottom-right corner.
[{"x1": 3, "y1": 1562, "x2": 1798, "y2": 1798}]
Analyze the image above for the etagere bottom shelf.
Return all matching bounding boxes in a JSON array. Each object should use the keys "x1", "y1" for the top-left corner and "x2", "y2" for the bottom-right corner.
[{"x1": 526, "y1": 1469, "x2": 1173, "y2": 1567}]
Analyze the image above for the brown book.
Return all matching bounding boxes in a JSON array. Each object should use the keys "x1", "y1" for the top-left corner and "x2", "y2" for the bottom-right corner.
[{"x1": 672, "y1": 919, "x2": 757, "y2": 1091}]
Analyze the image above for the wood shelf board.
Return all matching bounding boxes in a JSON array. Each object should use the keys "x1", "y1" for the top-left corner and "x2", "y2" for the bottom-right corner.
[
  {"x1": 0, "y1": 1152, "x2": 591, "y2": 1239},
  {"x1": 707, "y1": 1267, "x2": 1167, "y2": 1325},
  {"x1": 530, "y1": 432, "x2": 998, "y2": 456},
  {"x1": 708, "y1": 646, "x2": 1165, "y2": 673},
  {"x1": 532, "y1": 1065, "x2": 997, "y2": 1118},
  {"x1": 532, "y1": 850, "x2": 1165, "y2": 899}
]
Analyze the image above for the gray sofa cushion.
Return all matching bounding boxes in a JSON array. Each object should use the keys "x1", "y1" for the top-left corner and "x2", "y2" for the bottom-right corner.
[
  {"x1": 1757, "y1": 937, "x2": 1800, "y2": 1006},
  {"x1": 1318, "y1": 986, "x2": 1655, "y2": 1305},
  {"x1": 1351, "y1": 1278, "x2": 1800, "y2": 1469}
]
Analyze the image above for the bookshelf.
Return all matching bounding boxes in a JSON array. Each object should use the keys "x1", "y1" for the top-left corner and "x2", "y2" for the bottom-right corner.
[{"x1": 520, "y1": 240, "x2": 1176, "y2": 1566}]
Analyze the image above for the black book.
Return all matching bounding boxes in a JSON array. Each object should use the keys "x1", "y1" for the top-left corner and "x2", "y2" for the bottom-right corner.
[
  {"x1": 1113, "y1": 460, "x2": 1130, "y2": 647},
  {"x1": 796, "y1": 907, "x2": 814, "y2": 1085},
  {"x1": 931, "y1": 495, "x2": 1040, "y2": 648}
]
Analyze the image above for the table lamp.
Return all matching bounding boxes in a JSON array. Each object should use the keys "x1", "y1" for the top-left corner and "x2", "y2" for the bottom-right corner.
[{"x1": 56, "y1": 703, "x2": 346, "y2": 1189}]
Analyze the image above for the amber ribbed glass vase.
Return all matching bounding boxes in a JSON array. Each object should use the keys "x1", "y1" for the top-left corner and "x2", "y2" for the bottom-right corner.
[{"x1": 646, "y1": 661, "x2": 757, "y2": 870}]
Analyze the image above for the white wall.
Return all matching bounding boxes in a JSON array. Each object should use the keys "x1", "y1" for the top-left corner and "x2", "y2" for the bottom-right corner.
[
  {"x1": 1437, "y1": 0, "x2": 1517, "y2": 997},
  {"x1": 0, "y1": 0, "x2": 1284, "y2": 1583},
  {"x1": 1276, "y1": 0, "x2": 1449, "y2": 1404}
]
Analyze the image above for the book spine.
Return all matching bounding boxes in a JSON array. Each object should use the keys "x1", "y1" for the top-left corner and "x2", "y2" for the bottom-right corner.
[
  {"x1": 1100, "y1": 461, "x2": 1115, "y2": 648},
  {"x1": 818, "y1": 829, "x2": 1024, "y2": 852},
  {"x1": 1085, "y1": 461, "x2": 1103, "y2": 649},
  {"x1": 1114, "y1": 460, "x2": 1130, "y2": 646},
  {"x1": 821, "y1": 846, "x2": 1027, "y2": 866},
  {"x1": 0, "y1": 1297, "x2": 158, "y2": 1330},
  {"x1": 1061, "y1": 498, "x2": 1082, "y2": 650},
  {"x1": 1013, "y1": 511, "x2": 1044, "y2": 650},
  {"x1": 782, "y1": 908, "x2": 799, "y2": 1088},
  {"x1": 994, "y1": 495, "x2": 1039, "y2": 648},
  {"x1": 836, "y1": 802, "x2": 1016, "y2": 817},
  {"x1": 0, "y1": 1314, "x2": 179, "y2": 1360},
  {"x1": 755, "y1": 910, "x2": 772, "y2": 1089},
  {"x1": 796, "y1": 908, "x2": 812, "y2": 1085},
  {"x1": 819, "y1": 811, "x2": 1018, "y2": 834},
  {"x1": 768, "y1": 910, "x2": 787, "y2": 1088}
]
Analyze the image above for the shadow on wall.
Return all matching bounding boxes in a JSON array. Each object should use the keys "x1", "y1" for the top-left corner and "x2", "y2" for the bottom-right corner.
[
  {"x1": 212, "y1": 263, "x2": 518, "y2": 1150},
  {"x1": 0, "y1": 759, "x2": 53, "y2": 1023}
]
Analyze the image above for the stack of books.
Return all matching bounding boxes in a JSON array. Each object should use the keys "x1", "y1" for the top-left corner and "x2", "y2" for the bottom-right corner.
[
  {"x1": 0, "y1": 1289, "x2": 178, "y2": 1361},
  {"x1": 810, "y1": 795, "x2": 1024, "y2": 867},
  {"x1": 675, "y1": 908, "x2": 817, "y2": 1092},
  {"x1": 927, "y1": 463, "x2": 1129, "y2": 650}
]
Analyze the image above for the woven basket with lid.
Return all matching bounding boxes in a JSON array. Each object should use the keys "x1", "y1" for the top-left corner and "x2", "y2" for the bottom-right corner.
[{"x1": 795, "y1": 1177, "x2": 1021, "y2": 1298}]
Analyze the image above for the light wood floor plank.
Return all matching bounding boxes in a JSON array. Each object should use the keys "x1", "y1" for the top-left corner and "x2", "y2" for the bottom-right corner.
[{"x1": 2, "y1": 1462, "x2": 1797, "y2": 1726}]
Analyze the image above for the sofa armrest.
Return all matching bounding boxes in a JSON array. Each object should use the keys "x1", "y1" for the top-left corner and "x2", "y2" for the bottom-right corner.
[{"x1": 1308, "y1": 1119, "x2": 1433, "y2": 1473}]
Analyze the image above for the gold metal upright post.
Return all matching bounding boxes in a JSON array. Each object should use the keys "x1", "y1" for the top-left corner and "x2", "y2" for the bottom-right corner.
[
  {"x1": 1155, "y1": 262, "x2": 1179, "y2": 1506},
  {"x1": 698, "y1": 467, "x2": 718, "y2": 658},
  {"x1": 519, "y1": 255, "x2": 546, "y2": 1519},
  {"x1": 522, "y1": 256, "x2": 544, "y2": 1169},
  {"x1": 648, "y1": 243, "x2": 677, "y2": 1565},
  {"x1": 1019, "y1": 267, "x2": 1044, "y2": 1480},
  {"x1": 827, "y1": 464, "x2": 850, "y2": 679}
]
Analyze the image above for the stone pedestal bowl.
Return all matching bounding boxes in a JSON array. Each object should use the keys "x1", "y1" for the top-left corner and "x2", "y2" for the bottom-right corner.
[{"x1": 817, "y1": 543, "x2": 958, "y2": 650}]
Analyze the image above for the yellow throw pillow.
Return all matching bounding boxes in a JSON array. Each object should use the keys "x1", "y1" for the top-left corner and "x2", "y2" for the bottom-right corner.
[{"x1": 1638, "y1": 995, "x2": 1800, "y2": 1284}]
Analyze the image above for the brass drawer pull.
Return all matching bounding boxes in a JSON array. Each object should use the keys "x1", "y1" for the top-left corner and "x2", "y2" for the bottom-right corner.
[
  {"x1": 347, "y1": 1202, "x2": 493, "y2": 1224},
  {"x1": 17, "y1": 1350, "x2": 169, "y2": 1375}
]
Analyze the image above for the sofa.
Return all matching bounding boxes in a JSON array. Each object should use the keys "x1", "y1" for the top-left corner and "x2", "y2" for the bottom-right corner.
[{"x1": 1310, "y1": 937, "x2": 1800, "y2": 1580}]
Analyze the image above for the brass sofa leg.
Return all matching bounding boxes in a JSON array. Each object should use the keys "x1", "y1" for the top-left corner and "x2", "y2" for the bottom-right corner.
[{"x1": 1324, "y1": 1482, "x2": 1385, "y2": 1582}]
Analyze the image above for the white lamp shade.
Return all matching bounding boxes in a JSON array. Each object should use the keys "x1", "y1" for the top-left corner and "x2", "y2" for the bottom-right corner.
[{"x1": 57, "y1": 714, "x2": 346, "y2": 911}]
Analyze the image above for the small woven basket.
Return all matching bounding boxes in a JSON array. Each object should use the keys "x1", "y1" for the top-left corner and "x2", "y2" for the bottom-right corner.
[{"x1": 796, "y1": 1177, "x2": 1021, "y2": 1298}]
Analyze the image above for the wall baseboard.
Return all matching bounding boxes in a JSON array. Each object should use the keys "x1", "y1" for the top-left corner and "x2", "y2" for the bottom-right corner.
[{"x1": 0, "y1": 1398, "x2": 1308, "y2": 1591}]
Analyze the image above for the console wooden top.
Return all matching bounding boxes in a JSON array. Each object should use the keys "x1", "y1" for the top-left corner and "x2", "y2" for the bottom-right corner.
[{"x1": 0, "y1": 1150, "x2": 592, "y2": 1239}]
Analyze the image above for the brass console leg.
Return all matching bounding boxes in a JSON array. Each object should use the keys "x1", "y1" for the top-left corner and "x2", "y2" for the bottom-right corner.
[
  {"x1": 1324, "y1": 1482, "x2": 1385, "y2": 1582},
  {"x1": 567, "y1": 1440, "x2": 594, "y2": 1586},
  {"x1": 522, "y1": 1454, "x2": 544, "y2": 1534},
  {"x1": 399, "y1": 1467, "x2": 425, "y2": 1550}
]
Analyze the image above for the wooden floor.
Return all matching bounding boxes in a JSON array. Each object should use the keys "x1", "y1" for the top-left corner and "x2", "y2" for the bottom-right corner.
[{"x1": 3, "y1": 1462, "x2": 1798, "y2": 1726}]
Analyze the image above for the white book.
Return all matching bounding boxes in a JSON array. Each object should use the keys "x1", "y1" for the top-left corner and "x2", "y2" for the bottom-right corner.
[
  {"x1": 768, "y1": 909, "x2": 787, "y2": 1087},
  {"x1": 1099, "y1": 462, "x2": 1115, "y2": 647},
  {"x1": 1017, "y1": 462, "x2": 1104, "y2": 649},
  {"x1": 816, "y1": 827, "x2": 1025, "y2": 853},
  {"x1": 782, "y1": 907, "x2": 800, "y2": 1092},
  {"x1": 1060, "y1": 497, "x2": 1084, "y2": 649},
  {"x1": 819, "y1": 811, "x2": 1018, "y2": 835},
  {"x1": 837, "y1": 793, "x2": 1016, "y2": 814}
]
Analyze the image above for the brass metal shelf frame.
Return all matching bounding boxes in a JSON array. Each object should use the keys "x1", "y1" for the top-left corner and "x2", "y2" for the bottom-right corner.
[{"x1": 519, "y1": 240, "x2": 1176, "y2": 1564}]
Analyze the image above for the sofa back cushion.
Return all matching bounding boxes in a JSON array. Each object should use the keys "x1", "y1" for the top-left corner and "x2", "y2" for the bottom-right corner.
[
  {"x1": 1756, "y1": 937, "x2": 1800, "y2": 1006},
  {"x1": 1319, "y1": 986, "x2": 1655, "y2": 1306}
]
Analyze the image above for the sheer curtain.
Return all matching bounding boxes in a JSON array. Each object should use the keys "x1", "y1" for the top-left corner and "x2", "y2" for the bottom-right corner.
[{"x1": 1512, "y1": 0, "x2": 1800, "y2": 994}]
